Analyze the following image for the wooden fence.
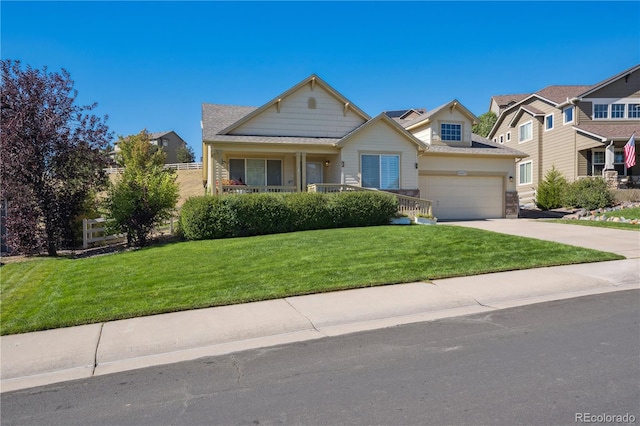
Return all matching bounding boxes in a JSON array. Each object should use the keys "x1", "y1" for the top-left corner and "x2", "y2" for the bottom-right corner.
[
  {"x1": 105, "y1": 162, "x2": 203, "y2": 174},
  {"x1": 82, "y1": 217, "x2": 177, "y2": 249}
]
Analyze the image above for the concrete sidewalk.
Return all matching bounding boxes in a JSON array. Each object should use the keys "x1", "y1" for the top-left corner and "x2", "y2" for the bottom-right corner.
[{"x1": 2, "y1": 257, "x2": 638, "y2": 393}]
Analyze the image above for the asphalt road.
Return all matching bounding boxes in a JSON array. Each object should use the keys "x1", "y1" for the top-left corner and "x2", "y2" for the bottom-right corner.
[{"x1": 2, "y1": 290, "x2": 639, "y2": 426}]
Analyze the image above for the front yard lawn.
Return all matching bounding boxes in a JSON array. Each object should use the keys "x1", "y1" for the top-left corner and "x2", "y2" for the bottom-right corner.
[{"x1": 1, "y1": 225, "x2": 623, "y2": 335}]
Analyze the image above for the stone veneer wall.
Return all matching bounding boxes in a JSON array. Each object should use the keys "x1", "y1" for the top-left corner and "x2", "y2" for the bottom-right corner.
[{"x1": 505, "y1": 191, "x2": 519, "y2": 218}]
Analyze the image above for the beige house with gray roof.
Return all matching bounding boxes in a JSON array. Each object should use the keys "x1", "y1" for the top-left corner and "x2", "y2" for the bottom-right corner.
[
  {"x1": 489, "y1": 64, "x2": 640, "y2": 206},
  {"x1": 202, "y1": 74, "x2": 526, "y2": 219}
]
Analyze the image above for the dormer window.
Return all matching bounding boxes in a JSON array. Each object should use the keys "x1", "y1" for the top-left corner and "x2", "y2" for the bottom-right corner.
[{"x1": 441, "y1": 123, "x2": 461, "y2": 141}]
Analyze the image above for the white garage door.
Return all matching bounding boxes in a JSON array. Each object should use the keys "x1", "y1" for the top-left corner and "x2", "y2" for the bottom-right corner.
[{"x1": 420, "y1": 176, "x2": 503, "y2": 220}]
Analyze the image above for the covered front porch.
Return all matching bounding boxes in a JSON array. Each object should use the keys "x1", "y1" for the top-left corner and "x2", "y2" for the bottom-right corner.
[{"x1": 205, "y1": 144, "x2": 342, "y2": 195}]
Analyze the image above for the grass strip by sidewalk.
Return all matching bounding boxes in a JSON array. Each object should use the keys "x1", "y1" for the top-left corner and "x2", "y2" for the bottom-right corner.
[{"x1": 1, "y1": 225, "x2": 623, "y2": 335}]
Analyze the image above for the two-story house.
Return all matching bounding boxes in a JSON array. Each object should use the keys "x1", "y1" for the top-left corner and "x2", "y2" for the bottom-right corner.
[
  {"x1": 202, "y1": 74, "x2": 526, "y2": 220},
  {"x1": 111, "y1": 130, "x2": 189, "y2": 164},
  {"x1": 489, "y1": 64, "x2": 640, "y2": 205}
]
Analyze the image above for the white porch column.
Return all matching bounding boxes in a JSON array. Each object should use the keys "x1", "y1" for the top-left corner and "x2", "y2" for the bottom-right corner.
[
  {"x1": 295, "y1": 152, "x2": 302, "y2": 192},
  {"x1": 301, "y1": 152, "x2": 307, "y2": 192},
  {"x1": 207, "y1": 145, "x2": 214, "y2": 195},
  {"x1": 215, "y1": 149, "x2": 224, "y2": 196}
]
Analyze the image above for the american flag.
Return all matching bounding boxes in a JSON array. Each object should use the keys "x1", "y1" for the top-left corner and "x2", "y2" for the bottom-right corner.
[{"x1": 624, "y1": 134, "x2": 636, "y2": 169}]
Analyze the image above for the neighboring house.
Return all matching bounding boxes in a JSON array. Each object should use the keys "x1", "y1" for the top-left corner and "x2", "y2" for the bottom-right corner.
[
  {"x1": 489, "y1": 94, "x2": 529, "y2": 116},
  {"x1": 111, "y1": 130, "x2": 188, "y2": 164},
  {"x1": 489, "y1": 64, "x2": 640, "y2": 205},
  {"x1": 202, "y1": 74, "x2": 526, "y2": 220}
]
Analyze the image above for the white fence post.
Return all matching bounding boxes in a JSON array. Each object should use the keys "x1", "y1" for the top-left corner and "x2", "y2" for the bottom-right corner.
[{"x1": 83, "y1": 218, "x2": 88, "y2": 249}]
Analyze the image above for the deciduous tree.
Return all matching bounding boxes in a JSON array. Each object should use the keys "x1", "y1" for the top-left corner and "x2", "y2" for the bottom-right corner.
[
  {"x1": 104, "y1": 130, "x2": 179, "y2": 247},
  {"x1": 0, "y1": 60, "x2": 111, "y2": 255},
  {"x1": 472, "y1": 111, "x2": 497, "y2": 138}
]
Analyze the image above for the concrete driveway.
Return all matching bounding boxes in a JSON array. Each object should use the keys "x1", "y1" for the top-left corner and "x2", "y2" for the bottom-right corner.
[{"x1": 445, "y1": 219, "x2": 640, "y2": 259}]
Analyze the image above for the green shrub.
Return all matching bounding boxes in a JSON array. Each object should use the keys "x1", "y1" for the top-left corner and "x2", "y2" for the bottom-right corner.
[
  {"x1": 225, "y1": 193, "x2": 292, "y2": 237},
  {"x1": 329, "y1": 191, "x2": 398, "y2": 228},
  {"x1": 285, "y1": 192, "x2": 333, "y2": 231},
  {"x1": 179, "y1": 196, "x2": 236, "y2": 240},
  {"x1": 536, "y1": 166, "x2": 568, "y2": 210},
  {"x1": 179, "y1": 191, "x2": 399, "y2": 240},
  {"x1": 563, "y1": 177, "x2": 614, "y2": 210}
]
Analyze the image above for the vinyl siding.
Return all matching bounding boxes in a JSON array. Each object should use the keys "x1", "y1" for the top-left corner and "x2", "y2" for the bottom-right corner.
[
  {"x1": 430, "y1": 108, "x2": 473, "y2": 147},
  {"x1": 230, "y1": 85, "x2": 366, "y2": 138},
  {"x1": 586, "y1": 69, "x2": 640, "y2": 99},
  {"x1": 340, "y1": 120, "x2": 419, "y2": 189}
]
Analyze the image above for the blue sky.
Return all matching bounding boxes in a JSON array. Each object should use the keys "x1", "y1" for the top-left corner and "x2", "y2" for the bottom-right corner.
[{"x1": 2, "y1": 1, "x2": 639, "y2": 160}]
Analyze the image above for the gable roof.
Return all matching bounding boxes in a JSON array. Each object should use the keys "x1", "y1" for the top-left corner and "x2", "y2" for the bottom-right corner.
[
  {"x1": 534, "y1": 85, "x2": 593, "y2": 105},
  {"x1": 384, "y1": 108, "x2": 426, "y2": 119},
  {"x1": 202, "y1": 104, "x2": 257, "y2": 141},
  {"x1": 507, "y1": 104, "x2": 546, "y2": 127},
  {"x1": 218, "y1": 74, "x2": 370, "y2": 135},
  {"x1": 490, "y1": 94, "x2": 529, "y2": 111},
  {"x1": 402, "y1": 99, "x2": 478, "y2": 130},
  {"x1": 576, "y1": 63, "x2": 640, "y2": 99},
  {"x1": 336, "y1": 113, "x2": 428, "y2": 150}
]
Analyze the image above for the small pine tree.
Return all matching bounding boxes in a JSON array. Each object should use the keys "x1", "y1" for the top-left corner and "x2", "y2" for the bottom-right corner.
[{"x1": 536, "y1": 166, "x2": 568, "y2": 210}]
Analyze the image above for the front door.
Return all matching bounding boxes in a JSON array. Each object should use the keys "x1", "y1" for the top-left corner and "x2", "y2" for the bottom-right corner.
[{"x1": 306, "y1": 162, "x2": 323, "y2": 186}]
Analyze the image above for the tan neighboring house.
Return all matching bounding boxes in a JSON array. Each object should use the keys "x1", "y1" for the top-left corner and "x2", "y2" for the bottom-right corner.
[
  {"x1": 112, "y1": 130, "x2": 188, "y2": 164},
  {"x1": 488, "y1": 64, "x2": 640, "y2": 205},
  {"x1": 202, "y1": 74, "x2": 526, "y2": 220}
]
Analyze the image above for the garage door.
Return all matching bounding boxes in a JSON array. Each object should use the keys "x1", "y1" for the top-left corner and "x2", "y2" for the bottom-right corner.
[{"x1": 420, "y1": 176, "x2": 503, "y2": 220}]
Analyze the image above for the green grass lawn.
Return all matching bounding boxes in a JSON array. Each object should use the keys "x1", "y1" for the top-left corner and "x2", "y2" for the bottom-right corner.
[
  {"x1": 550, "y1": 207, "x2": 640, "y2": 231},
  {"x1": 0, "y1": 225, "x2": 623, "y2": 335}
]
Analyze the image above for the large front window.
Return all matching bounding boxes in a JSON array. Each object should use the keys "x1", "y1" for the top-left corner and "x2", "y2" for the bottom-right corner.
[
  {"x1": 519, "y1": 121, "x2": 532, "y2": 142},
  {"x1": 361, "y1": 154, "x2": 399, "y2": 189},
  {"x1": 611, "y1": 104, "x2": 625, "y2": 119},
  {"x1": 229, "y1": 158, "x2": 282, "y2": 185},
  {"x1": 592, "y1": 149, "x2": 626, "y2": 175},
  {"x1": 441, "y1": 123, "x2": 462, "y2": 141},
  {"x1": 519, "y1": 161, "x2": 532, "y2": 185}
]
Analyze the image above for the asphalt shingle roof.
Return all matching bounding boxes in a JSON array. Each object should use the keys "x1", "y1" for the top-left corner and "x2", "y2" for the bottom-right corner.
[
  {"x1": 573, "y1": 123, "x2": 640, "y2": 141},
  {"x1": 425, "y1": 134, "x2": 528, "y2": 157},
  {"x1": 534, "y1": 85, "x2": 593, "y2": 104},
  {"x1": 202, "y1": 104, "x2": 257, "y2": 141}
]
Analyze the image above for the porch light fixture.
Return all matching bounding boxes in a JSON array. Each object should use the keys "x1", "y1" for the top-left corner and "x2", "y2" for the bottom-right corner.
[
  {"x1": 324, "y1": 160, "x2": 331, "y2": 167},
  {"x1": 415, "y1": 162, "x2": 419, "y2": 169},
  {"x1": 341, "y1": 161, "x2": 344, "y2": 167},
  {"x1": 509, "y1": 176, "x2": 513, "y2": 182}
]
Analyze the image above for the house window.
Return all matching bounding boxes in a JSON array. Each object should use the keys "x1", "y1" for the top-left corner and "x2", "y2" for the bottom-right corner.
[
  {"x1": 518, "y1": 161, "x2": 532, "y2": 185},
  {"x1": 519, "y1": 121, "x2": 532, "y2": 143},
  {"x1": 361, "y1": 154, "x2": 399, "y2": 189},
  {"x1": 594, "y1": 104, "x2": 608, "y2": 119},
  {"x1": 611, "y1": 104, "x2": 625, "y2": 119},
  {"x1": 563, "y1": 106, "x2": 574, "y2": 124},
  {"x1": 545, "y1": 114, "x2": 554, "y2": 131},
  {"x1": 440, "y1": 123, "x2": 461, "y2": 141},
  {"x1": 592, "y1": 151, "x2": 605, "y2": 175},
  {"x1": 629, "y1": 104, "x2": 640, "y2": 118},
  {"x1": 229, "y1": 158, "x2": 282, "y2": 186},
  {"x1": 506, "y1": 132, "x2": 511, "y2": 142},
  {"x1": 499, "y1": 134, "x2": 504, "y2": 144}
]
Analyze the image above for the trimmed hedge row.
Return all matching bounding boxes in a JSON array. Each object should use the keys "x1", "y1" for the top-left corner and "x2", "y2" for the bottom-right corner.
[{"x1": 179, "y1": 191, "x2": 398, "y2": 240}]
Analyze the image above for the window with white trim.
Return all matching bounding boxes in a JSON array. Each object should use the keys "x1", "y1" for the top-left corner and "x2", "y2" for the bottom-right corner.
[
  {"x1": 440, "y1": 123, "x2": 462, "y2": 141},
  {"x1": 518, "y1": 161, "x2": 532, "y2": 185},
  {"x1": 611, "y1": 104, "x2": 625, "y2": 119},
  {"x1": 545, "y1": 113, "x2": 553, "y2": 131},
  {"x1": 506, "y1": 132, "x2": 511, "y2": 142},
  {"x1": 563, "y1": 106, "x2": 574, "y2": 124},
  {"x1": 519, "y1": 121, "x2": 532, "y2": 142},
  {"x1": 499, "y1": 134, "x2": 504, "y2": 144},
  {"x1": 629, "y1": 104, "x2": 640, "y2": 118},
  {"x1": 594, "y1": 104, "x2": 608, "y2": 119},
  {"x1": 591, "y1": 149, "x2": 626, "y2": 176},
  {"x1": 229, "y1": 158, "x2": 282, "y2": 186},
  {"x1": 361, "y1": 154, "x2": 399, "y2": 189}
]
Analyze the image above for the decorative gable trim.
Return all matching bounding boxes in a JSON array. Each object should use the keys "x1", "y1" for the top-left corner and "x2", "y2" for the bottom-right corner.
[
  {"x1": 405, "y1": 99, "x2": 478, "y2": 131},
  {"x1": 507, "y1": 105, "x2": 546, "y2": 128},
  {"x1": 219, "y1": 74, "x2": 370, "y2": 135},
  {"x1": 575, "y1": 64, "x2": 640, "y2": 99}
]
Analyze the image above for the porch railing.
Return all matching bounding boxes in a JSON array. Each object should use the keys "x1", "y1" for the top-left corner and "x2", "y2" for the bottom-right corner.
[
  {"x1": 221, "y1": 185, "x2": 298, "y2": 194},
  {"x1": 308, "y1": 184, "x2": 433, "y2": 218}
]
